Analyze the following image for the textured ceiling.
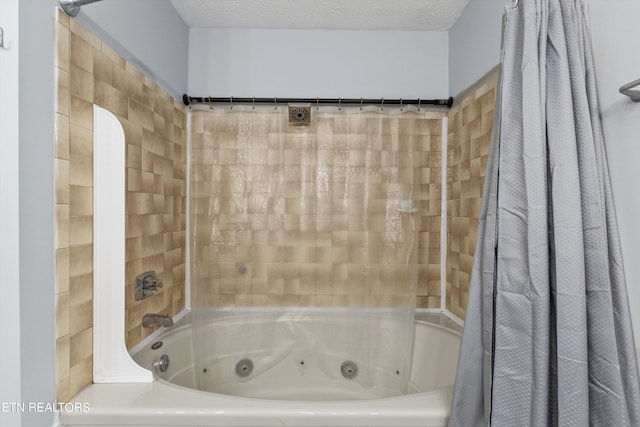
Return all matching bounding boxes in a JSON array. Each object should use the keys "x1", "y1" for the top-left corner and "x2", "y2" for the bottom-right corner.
[{"x1": 170, "y1": 0, "x2": 471, "y2": 31}]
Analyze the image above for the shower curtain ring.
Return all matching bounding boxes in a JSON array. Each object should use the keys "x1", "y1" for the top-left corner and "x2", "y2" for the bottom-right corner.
[
  {"x1": 208, "y1": 97, "x2": 213, "y2": 110},
  {"x1": 252, "y1": 97, "x2": 255, "y2": 110},
  {"x1": 400, "y1": 98, "x2": 403, "y2": 111},
  {"x1": 380, "y1": 98, "x2": 384, "y2": 111},
  {"x1": 338, "y1": 97, "x2": 342, "y2": 111},
  {"x1": 360, "y1": 98, "x2": 363, "y2": 110},
  {"x1": 316, "y1": 97, "x2": 319, "y2": 111},
  {"x1": 513, "y1": 0, "x2": 519, "y2": 9},
  {"x1": 417, "y1": 98, "x2": 421, "y2": 111},
  {"x1": 274, "y1": 97, "x2": 277, "y2": 110},
  {"x1": 230, "y1": 96, "x2": 233, "y2": 110}
]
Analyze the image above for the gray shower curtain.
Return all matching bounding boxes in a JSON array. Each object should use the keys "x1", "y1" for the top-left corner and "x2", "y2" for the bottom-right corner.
[{"x1": 449, "y1": 1, "x2": 640, "y2": 426}]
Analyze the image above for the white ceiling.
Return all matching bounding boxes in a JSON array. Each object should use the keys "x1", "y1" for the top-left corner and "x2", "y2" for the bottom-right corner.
[{"x1": 170, "y1": 0, "x2": 472, "y2": 31}]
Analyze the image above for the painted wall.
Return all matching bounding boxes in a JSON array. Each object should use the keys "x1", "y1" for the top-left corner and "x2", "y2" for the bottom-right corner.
[
  {"x1": 188, "y1": 29, "x2": 449, "y2": 99},
  {"x1": 589, "y1": 0, "x2": 640, "y2": 346},
  {"x1": 77, "y1": 0, "x2": 188, "y2": 99},
  {"x1": 0, "y1": 0, "x2": 22, "y2": 426},
  {"x1": 20, "y1": 0, "x2": 58, "y2": 423},
  {"x1": 2, "y1": 0, "x2": 59, "y2": 426},
  {"x1": 447, "y1": 0, "x2": 640, "y2": 344},
  {"x1": 448, "y1": 0, "x2": 509, "y2": 96}
]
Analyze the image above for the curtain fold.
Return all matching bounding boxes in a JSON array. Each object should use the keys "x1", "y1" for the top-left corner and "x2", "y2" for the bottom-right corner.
[{"x1": 449, "y1": 1, "x2": 640, "y2": 425}]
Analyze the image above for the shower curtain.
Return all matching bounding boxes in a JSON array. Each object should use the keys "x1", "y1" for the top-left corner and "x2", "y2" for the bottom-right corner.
[
  {"x1": 189, "y1": 106, "x2": 431, "y2": 394},
  {"x1": 449, "y1": 1, "x2": 640, "y2": 426}
]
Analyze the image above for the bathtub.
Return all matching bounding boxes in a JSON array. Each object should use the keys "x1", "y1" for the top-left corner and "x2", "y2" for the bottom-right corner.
[{"x1": 61, "y1": 312, "x2": 461, "y2": 427}]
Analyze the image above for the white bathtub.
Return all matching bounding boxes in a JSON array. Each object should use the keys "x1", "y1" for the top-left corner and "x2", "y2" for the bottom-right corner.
[{"x1": 61, "y1": 313, "x2": 461, "y2": 427}]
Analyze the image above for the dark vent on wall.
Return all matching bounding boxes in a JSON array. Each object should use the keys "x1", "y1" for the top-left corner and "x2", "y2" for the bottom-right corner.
[{"x1": 288, "y1": 104, "x2": 311, "y2": 126}]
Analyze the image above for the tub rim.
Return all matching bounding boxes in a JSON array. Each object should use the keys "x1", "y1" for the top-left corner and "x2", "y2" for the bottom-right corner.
[{"x1": 62, "y1": 314, "x2": 460, "y2": 427}]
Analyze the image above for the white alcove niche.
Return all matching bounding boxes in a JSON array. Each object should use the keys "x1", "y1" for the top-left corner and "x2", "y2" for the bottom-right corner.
[{"x1": 93, "y1": 105, "x2": 153, "y2": 383}]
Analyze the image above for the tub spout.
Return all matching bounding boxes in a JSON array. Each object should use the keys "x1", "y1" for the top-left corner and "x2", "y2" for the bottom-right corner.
[{"x1": 142, "y1": 313, "x2": 173, "y2": 328}]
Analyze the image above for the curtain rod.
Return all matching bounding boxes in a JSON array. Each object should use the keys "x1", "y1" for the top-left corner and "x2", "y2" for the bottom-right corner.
[
  {"x1": 59, "y1": 0, "x2": 105, "y2": 17},
  {"x1": 619, "y1": 79, "x2": 640, "y2": 102},
  {"x1": 182, "y1": 95, "x2": 454, "y2": 109}
]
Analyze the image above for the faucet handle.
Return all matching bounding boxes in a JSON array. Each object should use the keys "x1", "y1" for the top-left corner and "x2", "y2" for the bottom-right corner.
[
  {"x1": 146, "y1": 280, "x2": 163, "y2": 291},
  {"x1": 134, "y1": 271, "x2": 163, "y2": 301}
]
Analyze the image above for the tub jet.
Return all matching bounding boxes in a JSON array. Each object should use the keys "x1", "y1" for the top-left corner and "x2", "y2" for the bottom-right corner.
[
  {"x1": 235, "y1": 359, "x2": 254, "y2": 378},
  {"x1": 340, "y1": 361, "x2": 358, "y2": 380}
]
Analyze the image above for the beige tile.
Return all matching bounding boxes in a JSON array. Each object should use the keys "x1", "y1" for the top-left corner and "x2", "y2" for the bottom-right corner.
[
  {"x1": 69, "y1": 64, "x2": 94, "y2": 103},
  {"x1": 143, "y1": 108, "x2": 154, "y2": 131},
  {"x1": 56, "y1": 336, "x2": 70, "y2": 383},
  {"x1": 69, "y1": 216, "x2": 93, "y2": 247},
  {"x1": 69, "y1": 185, "x2": 92, "y2": 216},
  {"x1": 69, "y1": 155, "x2": 92, "y2": 187},
  {"x1": 128, "y1": 75, "x2": 144, "y2": 105},
  {"x1": 55, "y1": 158, "x2": 70, "y2": 204},
  {"x1": 56, "y1": 8, "x2": 70, "y2": 28},
  {"x1": 126, "y1": 214, "x2": 143, "y2": 238},
  {"x1": 69, "y1": 244, "x2": 92, "y2": 278},
  {"x1": 126, "y1": 327, "x2": 142, "y2": 350},
  {"x1": 56, "y1": 113, "x2": 70, "y2": 160},
  {"x1": 69, "y1": 301, "x2": 93, "y2": 336},
  {"x1": 427, "y1": 296, "x2": 441, "y2": 309},
  {"x1": 69, "y1": 355, "x2": 92, "y2": 397},
  {"x1": 70, "y1": 124, "x2": 93, "y2": 159},
  {"x1": 70, "y1": 95, "x2": 94, "y2": 130},
  {"x1": 56, "y1": 22, "x2": 70, "y2": 71},
  {"x1": 126, "y1": 237, "x2": 143, "y2": 261},
  {"x1": 70, "y1": 33, "x2": 93, "y2": 74},
  {"x1": 127, "y1": 168, "x2": 142, "y2": 192},
  {"x1": 56, "y1": 378, "x2": 71, "y2": 404},
  {"x1": 112, "y1": 63, "x2": 129, "y2": 93},
  {"x1": 122, "y1": 120, "x2": 143, "y2": 148},
  {"x1": 56, "y1": 248, "x2": 70, "y2": 294},
  {"x1": 57, "y1": 68, "x2": 70, "y2": 116},
  {"x1": 102, "y1": 41, "x2": 126, "y2": 68},
  {"x1": 69, "y1": 273, "x2": 93, "y2": 307},
  {"x1": 127, "y1": 192, "x2": 153, "y2": 215},
  {"x1": 141, "y1": 171, "x2": 154, "y2": 193},
  {"x1": 126, "y1": 302, "x2": 143, "y2": 332},
  {"x1": 126, "y1": 61, "x2": 145, "y2": 80},
  {"x1": 70, "y1": 19, "x2": 101, "y2": 49},
  {"x1": 142, "y1": 214, "x2": 163, "y2": 236},
  {"x1": 55, "y1": 204, "x2": 69, "y2": 250},
  {"x1": 56, "y1": 292, "x2": 69, "y2": 339},
  {"x1": 95, "y1": 80, "x2": 128, "y2": 119},
  {"x1": 93, "y1": 50, "x2": 113, "y2": 85},
  {"x1": 153, "y1": 113, "x2": 165, "y2": 135},
  {"x1": 128, "y1": 99, "x2": 143, "y2": 125},
  {"x1": 142, "y1": 235, "x2": 164, "y2": 258},
  {"x1": 444, "y1": 74, "x2": 497, "y2": 317}
]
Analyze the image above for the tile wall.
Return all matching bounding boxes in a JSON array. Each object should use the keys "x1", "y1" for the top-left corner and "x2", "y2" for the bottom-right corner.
[
  {"x1": 54, "y1": 11, "x2": 186, "y2": 400},
  {"x1": 446, "y1": 71, "x2": 498, "y2": 319},
  {"x1": 190, "y1": 109, "x2": 444, "y2": 309}
]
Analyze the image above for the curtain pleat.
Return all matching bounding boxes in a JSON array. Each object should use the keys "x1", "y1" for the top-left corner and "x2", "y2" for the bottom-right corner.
[{"x1": 449, "y1": 1, "x2": 640, "y2": 425}]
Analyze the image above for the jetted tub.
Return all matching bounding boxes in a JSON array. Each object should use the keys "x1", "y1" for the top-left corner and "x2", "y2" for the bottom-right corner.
[{"x1": 61, "y1": 313, "x2": 461, "y2": 427}]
